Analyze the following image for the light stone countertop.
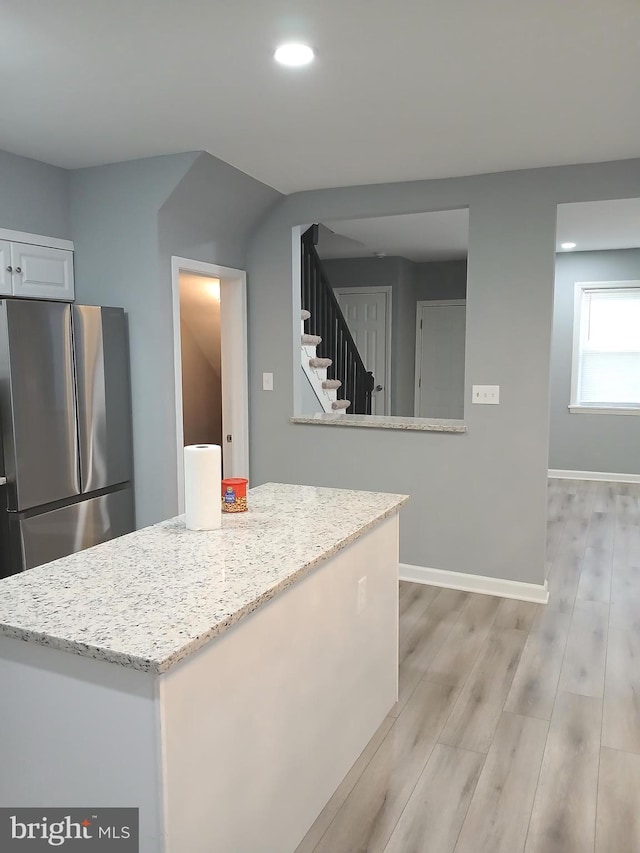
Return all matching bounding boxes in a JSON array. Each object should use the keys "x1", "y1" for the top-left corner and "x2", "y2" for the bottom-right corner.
[
  {"x1": 291, "y1": 413, "x2": 468, "y2": 432},
  {"x1": 0, "y1": 483, "x2": 409, "y2": 674}
]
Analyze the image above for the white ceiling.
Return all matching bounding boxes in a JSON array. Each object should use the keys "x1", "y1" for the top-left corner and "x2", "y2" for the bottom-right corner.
[
  {"x1": 317, "y1": 197, "x2": 640, "y2": 262},
  {"x1": 318, "y1": 209, "x2": 469, "y2": 262},
  {"x1": 0, "y1": 1, "x2": 639, "y2": 193},
  {"x1": 557, "y1": 198, "x2": 640, "y2": 252}
]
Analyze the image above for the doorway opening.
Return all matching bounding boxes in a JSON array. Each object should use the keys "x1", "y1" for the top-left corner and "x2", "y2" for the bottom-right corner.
[
  {"x1": 548, "y1": 198, "x2": 640, "y2": 479},
  {"x1": 179, "y1": 273, "x2": 223, "y2": 448},
  {"x1": 299, "y1": 208, "x2": 470, "y2": 420},
  {"x1": 171, "y1": 257, "x2": 249, "y2": 513}
]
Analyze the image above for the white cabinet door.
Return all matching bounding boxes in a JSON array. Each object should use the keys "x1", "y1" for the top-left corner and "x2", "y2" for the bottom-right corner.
[
  {"x1": 0, "y1": 241, "x2": 12, "y2": 296},
  {"x1": 11, "y1": 243, "x2": 74, "y2": 301}
]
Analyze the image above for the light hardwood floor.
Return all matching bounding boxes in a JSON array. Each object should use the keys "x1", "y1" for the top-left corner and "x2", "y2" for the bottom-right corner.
[{"x1": 296, "y1": 478, "x2": 640, "y2": 853}]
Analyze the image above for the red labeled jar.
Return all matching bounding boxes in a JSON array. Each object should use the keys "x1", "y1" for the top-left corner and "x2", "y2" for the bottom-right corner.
[{"x1": 221, "y1": 478, "x2": 249, "y2": 513}]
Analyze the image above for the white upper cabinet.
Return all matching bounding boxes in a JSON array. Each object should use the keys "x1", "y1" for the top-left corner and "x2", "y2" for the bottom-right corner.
[
  {"x1": 0, "y1": 241, "x2": 12, "y2": 296},
  {"x1": 10, "y1": 243, "x2": 74, "y2": 301},
  {"x1": 0, "y1": 231, "x2": 75, "y2": 302}
]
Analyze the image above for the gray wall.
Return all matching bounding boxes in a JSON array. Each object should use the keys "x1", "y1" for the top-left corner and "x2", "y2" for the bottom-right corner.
[
  {"x1": 247, "y1": 159, "x2": 640, "y2": 586},
  {"x1": 396, "y1": 259, "x2": 419, "y2": 416},
  {"x1": 320, "y1": 256, "x2": 417, "y2": 415},
  {"x1": 0, "y1": 149, "x2": 70, "y2": 238},
  {"x1": 71, "y1": 151, "x2": 280, "y2": 526},
  {"x1": 71, "y1": 153, "x2": 196, "y2": 526},
  {"x1": 157, "y1": 152, "x2": 280, "y2": 273},
  {"x1": 415, "y1": 259, "x2": 467, "y2": 301},
  {"x1": 550, "y1": 248, "x2": 640, "y2": 475}
]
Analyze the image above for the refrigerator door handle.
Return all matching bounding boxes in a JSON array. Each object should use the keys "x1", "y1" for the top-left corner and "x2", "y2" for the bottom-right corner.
[
  {"x1": 73, "y1": 306, "x2": 107, "y2": 493},
  {"x1": 73, "y1": 305, "x2": 133, "y2": 493},
  {"x1": 69, "y1": 318, "x2": 83, "y2": 497}
]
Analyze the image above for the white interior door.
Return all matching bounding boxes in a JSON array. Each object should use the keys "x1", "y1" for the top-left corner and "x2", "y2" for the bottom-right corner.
[
  {"x1": 334, "y1": 288, "x2": 391, "y2": 415},
  {"x1": 416, "y1": 301, "x2": 466, "y2": 419}
]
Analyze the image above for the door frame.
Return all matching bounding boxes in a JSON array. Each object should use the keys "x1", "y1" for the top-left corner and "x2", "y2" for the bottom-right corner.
[
  {"x1": 171, "y1": 256, "x2": 249, "y2": 513},
  {"x1": 333, "y1": 285, "x2": 392, "y2": 416},
  {"x1": 414, "y1": 299, "x2": 466, "y2": 417}
]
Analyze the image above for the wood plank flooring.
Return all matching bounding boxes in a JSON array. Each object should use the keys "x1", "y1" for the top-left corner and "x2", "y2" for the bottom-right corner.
[{"x1": 296, "y1": 478, "x2": 640, "y2": 853}]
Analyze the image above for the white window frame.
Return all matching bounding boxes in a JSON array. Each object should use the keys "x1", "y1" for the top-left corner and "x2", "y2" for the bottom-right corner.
[{"x1": 569, "y1": 279, "x2": 640, "y2": 416}]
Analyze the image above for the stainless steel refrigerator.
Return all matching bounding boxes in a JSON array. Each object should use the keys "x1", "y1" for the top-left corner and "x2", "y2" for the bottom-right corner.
[{"x1": 0, "y1": 299, "x2": 135, "y2": 576}]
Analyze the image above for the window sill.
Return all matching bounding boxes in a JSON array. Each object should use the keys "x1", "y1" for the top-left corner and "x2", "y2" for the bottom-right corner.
[{"x1": 568, "y1": 405, "x2": 640, "y2": 416}]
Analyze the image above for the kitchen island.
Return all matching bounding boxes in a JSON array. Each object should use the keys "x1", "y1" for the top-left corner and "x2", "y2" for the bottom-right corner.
[{"x1": 0, "y1": 482, "x2": 408, "y2": 852}]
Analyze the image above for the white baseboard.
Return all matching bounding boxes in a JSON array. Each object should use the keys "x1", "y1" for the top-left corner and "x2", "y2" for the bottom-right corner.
[
  {"x1": 399, "y1": 563, "x2": 549, "y2": 604},
  {"x1": 549, "y1": 469, "x2": 640, "y2": 484}
]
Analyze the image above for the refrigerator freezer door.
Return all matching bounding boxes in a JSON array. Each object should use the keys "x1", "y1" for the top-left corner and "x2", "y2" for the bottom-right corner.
[
  {"x1": 17, "y1": 486, "x2": 135, "y2": 571},
  {"x1": 0, "y1": 300, "x2": 80, "y2": 511},
  {"x1": 73, "y1": 306, "x2": 133, "y2": 492}
]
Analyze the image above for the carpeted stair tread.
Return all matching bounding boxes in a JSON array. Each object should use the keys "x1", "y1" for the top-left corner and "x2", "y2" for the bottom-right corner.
[
  {"x1": 301, "y1": 309, "x2": 311, "y2": 320},
  {"x1": 322, "y1": 379, "x2": 342, "y2": 390},
  {"x1": 332, "y1": 400, "x2": 351, "y2": 411},
  {"x1": 302, "y1": 333, "x2": 322, "y2": 346},
  {"x1": 309, "y1": 356, "x2": 332, "y2": 369}
]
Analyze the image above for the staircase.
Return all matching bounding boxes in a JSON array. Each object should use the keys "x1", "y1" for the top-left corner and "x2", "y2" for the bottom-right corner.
[
  {"x1": 301, "y1": 226, "x2": 374, "y2": 415},
  {"x1": 300, "y1": 310, "x2": 351, "y2": 413}
]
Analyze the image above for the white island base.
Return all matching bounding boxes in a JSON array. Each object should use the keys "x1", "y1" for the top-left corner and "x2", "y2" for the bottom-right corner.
[{"x1": 0, "y1": 513, "x2": 400, "y2": 852}]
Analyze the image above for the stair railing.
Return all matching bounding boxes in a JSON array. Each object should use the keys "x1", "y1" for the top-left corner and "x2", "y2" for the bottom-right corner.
[{"x1": 301, "y1": 226, "x2": 374, "y2": 415}]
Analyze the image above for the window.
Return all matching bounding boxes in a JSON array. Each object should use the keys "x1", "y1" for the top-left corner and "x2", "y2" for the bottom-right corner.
[{"x1": 570, "y1": 280, "x2": 640, "y2": 414}]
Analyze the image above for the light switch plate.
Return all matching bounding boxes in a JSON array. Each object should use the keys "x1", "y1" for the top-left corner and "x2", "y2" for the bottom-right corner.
[
  {"x1": 262, "y1": 372, "x2": 274, "y2": 391},
  {"x1": 472, "y1": 384, "x2": 500, "y2": 404}
]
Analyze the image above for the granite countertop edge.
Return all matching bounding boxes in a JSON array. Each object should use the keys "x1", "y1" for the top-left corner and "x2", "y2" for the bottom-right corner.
[
  {"x1": 290, "y1": 416, "x2": 468, "y2": 433},
  {"x1": 0, "y1": 494, "x2": 409, "y2": 675}
]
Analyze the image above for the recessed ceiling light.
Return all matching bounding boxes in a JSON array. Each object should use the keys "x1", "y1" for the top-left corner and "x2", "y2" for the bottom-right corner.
[
  {"x1": 561, "y1": 242, "x2": 577, "y2": 250},
  {"x1": 274, "y1": 43, "x2": 315, "y2": 67}
]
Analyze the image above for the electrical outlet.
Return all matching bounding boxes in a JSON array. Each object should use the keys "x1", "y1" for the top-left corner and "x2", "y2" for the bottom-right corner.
[
  {"x1": 357, "y1": 576, "x2": 367, "y2": 614},
  {"x1": 472, "y1": 384, "x2": 499, "y2": 404},
  {"x1": 262, "y1": 372, "x2": 274, "y2": 391}
]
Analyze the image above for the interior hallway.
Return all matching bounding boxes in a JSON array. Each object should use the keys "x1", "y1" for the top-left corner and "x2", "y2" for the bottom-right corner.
[{"x1": 296, "y1": 478, "x2": 640, "y2": 853}]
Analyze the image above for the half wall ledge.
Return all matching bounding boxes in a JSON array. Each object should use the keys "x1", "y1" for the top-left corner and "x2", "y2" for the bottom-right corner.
[{"x1": 290, "y1": 414, "x2": 468, "y2": 433}]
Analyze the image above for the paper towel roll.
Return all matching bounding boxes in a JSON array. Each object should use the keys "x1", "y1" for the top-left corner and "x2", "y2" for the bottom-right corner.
[{"x1": 184, "y1": 444, "x2": 222, "y2": 531}]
